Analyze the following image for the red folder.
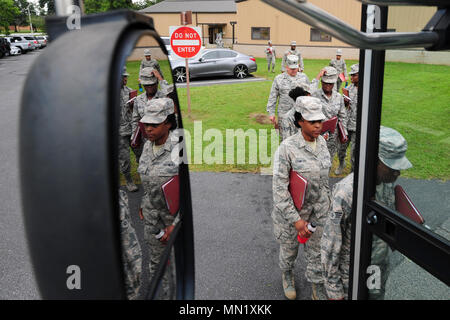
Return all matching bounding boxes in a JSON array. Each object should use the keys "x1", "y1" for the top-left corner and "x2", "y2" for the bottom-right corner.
[
  {"x1": 129, "y1": 90, "x2": 137, "y2": 99},
  {"x1": 338, "y1": 121, "x2": 348, "y2": 143},
  {"x1": 395, "y1": 185, "x2": 425, "y2": 225},
  {"x1": 289, "y1": 170, "x2": 308, "y2": 211},
  {"x1": 339, "y1": 72, "x2": 345, "y2": 82},
  {"x1": 162, "y1": 175, "x2": 180, "y2": 216},
  {"x1": 321, "y1": 116, "x2": 338, "y2": 134},
  {"x1": 127, "y1": 90, "x2": 138, "y2": 107},
  {"x1": 130, "y1": 122, "x2": 147, "y2": 148}
]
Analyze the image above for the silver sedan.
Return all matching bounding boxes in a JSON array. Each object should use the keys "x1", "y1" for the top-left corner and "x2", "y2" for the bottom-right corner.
[{"x1": 170, "y1": 48, "x2": 257, "y2": 83}]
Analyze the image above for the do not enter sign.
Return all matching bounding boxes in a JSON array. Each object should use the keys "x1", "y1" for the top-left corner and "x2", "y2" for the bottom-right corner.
[{"x1": 169, "y1": 26, "x2": 202, "y2": 59}]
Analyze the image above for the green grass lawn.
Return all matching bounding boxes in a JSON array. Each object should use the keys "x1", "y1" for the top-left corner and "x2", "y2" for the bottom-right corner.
[{"x1": 125, "y1": 58, "x2": 450, "y2": 181}]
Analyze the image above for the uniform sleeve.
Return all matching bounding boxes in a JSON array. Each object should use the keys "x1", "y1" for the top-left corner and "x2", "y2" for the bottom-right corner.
[
  {"x1": 131, "y1": 99, "x2": 141, "y2": 137},
  {"x1": 321, "y1": 185, "x2": 351, "y2": 300},
  {"x1": 310, "y1": 78, "x2": 320, "y2": 95},
  {"x1": 343, "y1": 60, "x2": 348, "y2": 78},
  {"x1": 298, "y1": 53, "x2": 304, "y2": 71},
  {"x1": 155, "y1": 61, "x2": 164, "y2": 79},
  {"x1": 281, "y1": 53, "x2": 287, "y2": 72},
  {"x1": 266, "y1": 78, "x2": 279, "y2": 116},
  {"x1": 272, "y1": 144, "x2": 301, "y2": 225},
  {"x1": 338, "y1": 95, "x2": 348, "y2": 131}
]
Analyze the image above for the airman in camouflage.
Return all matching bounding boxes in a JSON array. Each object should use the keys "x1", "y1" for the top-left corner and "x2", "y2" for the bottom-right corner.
[
  {"x1": 140, "y1": 48, "x2": 163, "y2": 79},
  {"x1": 132, "y1": 67, "x2": 172, "y2": 162},
  {"x1": 119, "y1": 67, "x2": 139, "y2": 192},
  {"x1": 267, "y1": 55, "x2": 311, "y2": 141},
  {"x1": 119, "y1": 189, "x2": 142, "y2": 300},
  {"x1": 329, "y1": 49, "x2": 348, "y2": 91},
  {"x1": 265, "y1": 40, "x2": 276, "y2": 73},
  {"x1": 336, "y1": 64, "x2": 359, "y2": 175},
  {"x1": 282, "y1": 41, "x2": 304, "y2": 72},
  {"x1": 281, "y1": 83, "x2": 312, "y2": 140},
  {"x1": 272, "y1": 96, "x2": 331, "y2": 300},
  {"x1": 138, "y1": 98, "x2": 180, "y2": 300},
  {"x1": 311, "y1": 66, "x2": 347, "y2": 161},
  {"x1": 321, "y1": 126, "x2": 412, "y2": 300}
]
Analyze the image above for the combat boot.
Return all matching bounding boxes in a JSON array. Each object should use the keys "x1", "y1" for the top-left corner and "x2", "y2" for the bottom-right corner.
[
  {"x1": 282, "y1": 271, "x2": 296, "y2": 300},
  {"x1": 334, "y1": 161, "x2": 346, "y2": 175},
  {"x1": 125, "y1": 174, "x2": 138, "y2": 192},
  {"x1": 311, "y1": 283, "x2": 328, "y2": 300}
]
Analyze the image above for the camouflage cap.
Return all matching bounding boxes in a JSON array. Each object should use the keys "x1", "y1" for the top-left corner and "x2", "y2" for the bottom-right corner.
[
  {"x1": 140, "y1": 98, "x2": 175, "y2": 124},
  {"x1": 122, "y1": 67, "x2": 129, "y2": 77},
  {"x1": 294, "y1": 96, "x2": 325, "y2": 121},
  {"x1": 291, "y1": 78, "x2": 311, "y2": 94},
  {"x1": 140, "y1": 67, "x2": 158, "y2": 85},
  {"x1": 321, "y1": 66, "x2": 338, "y2": 84},
  {"x1": 290, "y1": 40, "x2": 296, "y2": 46},
  {"x1": 286, "y1": 54, "x2": 299, "y2": 69},
  {"x1": 144, "y1": 49, "x2": 151, "y2": 56},
  {"x1": 349, "y1": 64, "x2": 359, "y2": 75},
  {"x1": 268, "y1": 40, "x2": 272, "y2": 44},
  {"x1": 336, "y1": 48, "x2": 343, "y2": 55},
  {"x1": 379, "y1": 126, "x2": 412, "y2": 170}
]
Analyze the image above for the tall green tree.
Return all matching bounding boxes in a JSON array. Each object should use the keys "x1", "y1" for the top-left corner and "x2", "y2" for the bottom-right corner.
[
  {"x1": 84, "y1": 0, "x2": 134, "y2": 14},
  {"x1": 0, "y1": 0, "x2": 21, "y2": 34},
  {"x1": 38, "y1": 0, "x2": 55, "y2": 16}
]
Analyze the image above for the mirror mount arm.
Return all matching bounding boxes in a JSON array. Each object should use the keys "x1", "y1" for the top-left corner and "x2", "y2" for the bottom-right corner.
[{"x1": 261, "y1": 0, "x2": 448, "y2": 50}]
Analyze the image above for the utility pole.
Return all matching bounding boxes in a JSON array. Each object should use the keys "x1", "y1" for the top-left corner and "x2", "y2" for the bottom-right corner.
[{"x1": 27, "y1": 5, "x2": 33, "y2": 34}]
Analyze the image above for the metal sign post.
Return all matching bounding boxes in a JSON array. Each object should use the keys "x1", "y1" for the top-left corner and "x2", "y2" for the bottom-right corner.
[{"x1": 170, "y1": 20, "x2": 202, "y2": 117}]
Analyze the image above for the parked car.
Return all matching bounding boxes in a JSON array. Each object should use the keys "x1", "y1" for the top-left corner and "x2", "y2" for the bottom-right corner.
[
  {"x1": 9, "y1": 46, "x2": 21, "y2": 55},
  {"x1": 170, "y1": 48, "x2": 257, "y2": 82},
  {"x1": 0, "y1": 37, "x2": 11, "y2": 58},
  {"x1": 161, "y1": 36, "x2": 171, "y2": 55},
  {"x1": 35, "y1": 36, "x2": 47, "y2": 48},
  {"x1": 22, "y1": 36, "x2": 40, "y2": 49},
  {"x1": 8, "y1": 36, "x2": 33, "y2": 53}
]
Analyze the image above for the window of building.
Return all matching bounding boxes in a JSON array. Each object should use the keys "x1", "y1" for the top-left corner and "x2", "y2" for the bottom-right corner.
[
  {"x1": 251, "y1": 27, "x2": 270, "y2": 40},
  {"x1": 310, "y1": 28, "x2": 332, "y2": 42}
]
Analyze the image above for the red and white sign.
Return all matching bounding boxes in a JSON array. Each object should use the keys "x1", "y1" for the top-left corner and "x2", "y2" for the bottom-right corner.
[{"x1": 169, "y1": 26, "x2": 202, "y2": 59}]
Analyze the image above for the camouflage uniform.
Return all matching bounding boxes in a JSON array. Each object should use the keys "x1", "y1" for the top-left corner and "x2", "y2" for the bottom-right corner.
[
  {"x1": 311, "y1": 66, "x2": 347, "y2": 160},
  {"x1": 337, "y1": 65, "x2": 358, "y2": 172},
  {"x1": 265, "y1": 42, "x2": 276, "y2": 72},
  {"x1": 119, "y1": 189, "x2": 142, "y2": 300},
  {"x1": 321, "y1": 126, "x2": 412, "y2": 300},
  {"x1": 329, "y1": 49, "x2": 348, "y2": 91},
  {"x1": 140, "y1": 49, "x2": 163, "y2": 78},
  {"x1": 272, "y1": 97, "x2": 331, "y2": 298},
  {"x1": 132, "y1": 67, "x2": 171, "y2": 162},
  {"x1": 281, "y1": 41, "x2": 304, "y2": 72},
  {"x1": 138, "y1": 98, "x2": 180, "y2": 300},
  {"x1": 119, "y1": 83, "x2": 140, "y2": 177},
  {"x1": 267, "y1": 56, "x2": 311, "y2": 141}
]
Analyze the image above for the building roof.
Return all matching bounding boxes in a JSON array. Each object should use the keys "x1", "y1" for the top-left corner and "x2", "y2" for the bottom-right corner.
[{"x1": 140, "y1": 0, "x2": 237, "y2": 13}]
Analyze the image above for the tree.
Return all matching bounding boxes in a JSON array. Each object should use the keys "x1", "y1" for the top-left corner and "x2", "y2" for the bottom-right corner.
[
  {"x1": 133, "y1": 0, "x2": 162, "y2": 11},
  {"x1": 84, "y1": 0, "x2": 134, "y2": 14},
  {"x1": 38, "y1": 0, "x2": 55, "y2": 16},
  {"x1": 0, "y1": 0, "x2": 21, "y2": 34}
]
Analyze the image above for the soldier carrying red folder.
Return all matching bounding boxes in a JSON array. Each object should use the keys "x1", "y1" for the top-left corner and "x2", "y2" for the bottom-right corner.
[
  {"x1": 311, "y1": 66, "x2": 348, "y2": 161},
  {"x1": 321, "y1": 126, "x2": 413, "y2": 300},
  {"x1": 272, "y1": 96, "x2": 331, "y2": 300}
]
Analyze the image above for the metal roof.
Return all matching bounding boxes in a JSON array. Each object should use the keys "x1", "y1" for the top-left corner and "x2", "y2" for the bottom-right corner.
[{"x1": 140, "y1": 0, "x2": 237, "y2": 13}]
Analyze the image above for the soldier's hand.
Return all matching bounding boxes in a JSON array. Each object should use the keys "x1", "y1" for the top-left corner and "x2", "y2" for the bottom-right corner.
[
  {"x1": 323, "y1": 132, "x2": 329, "y2": 141},
  {"x1": 160, "y1": 225, "x2": 175, "y2": 243},
  {"x1": 152, "y1": 69, "x2": 163, "y2": 81},
  {"x1": 269, "y1": 116, "x2": 276, "y2": 125}
]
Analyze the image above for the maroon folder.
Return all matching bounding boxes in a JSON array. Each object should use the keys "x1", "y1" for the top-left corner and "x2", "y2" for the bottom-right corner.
[
  {"x1": 162, "y1": 175, "x2": 180, "y2": 216},
  {"x1": 395, "y1": 185, "x2": 425, "y2": 225},
  {"x1": 289, "y1": 170, "x2": 308, "y2": 211},
  {"x1": 129, "y1": 90, "x2": 137, "y2": 99},
  {"x1": 130, "y1": 122, "x2": 147, "y2": 148},
  {"x1": 321, "y1": 116, "x2": 338, "y2": 134},
  {"x1": 338, "y1": 121, "x2": 348, "y2": 143},
  {"x1": 339, "y1": 72, "x2": 346, "y2": 82}
]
